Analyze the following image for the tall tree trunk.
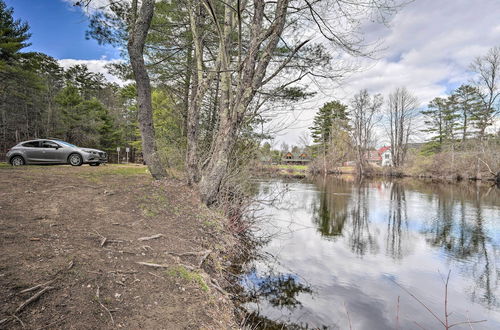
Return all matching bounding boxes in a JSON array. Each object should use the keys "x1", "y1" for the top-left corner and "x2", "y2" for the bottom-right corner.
[
  {"x1": 198, "y1": 0, "x2": 290, "y2": 205},
  {"x1": 186, "y1": 61, "x2": 199, "y2": 184},
  {"x1": 127, "y1": 0, "x2": 166, "y2": 179},
  {"x1": 185, "y1": 2, "x2": 200, "y2": 185},
  {"x1": 186, "y1": 0, "x2": 219, "y2": 185},
  {"x1": 199, "y1": 113, "x2": 238, "y2": 205}
]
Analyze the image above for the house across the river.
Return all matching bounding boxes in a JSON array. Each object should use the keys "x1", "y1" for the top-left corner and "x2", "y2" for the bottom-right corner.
[
  {"x1": 282, "y1": 152, "x2": 311, "y2": 165},
  {"x1": 343, "y1": 146, "x2": 393, "y2": 167}
]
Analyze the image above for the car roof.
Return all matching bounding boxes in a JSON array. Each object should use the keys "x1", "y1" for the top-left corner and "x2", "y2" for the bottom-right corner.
[{"x1": 18, "y1": 139, "x2": 60, "y2": 145}]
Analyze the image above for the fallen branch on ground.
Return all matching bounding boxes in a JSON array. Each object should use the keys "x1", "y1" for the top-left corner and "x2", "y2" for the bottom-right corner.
[
  {"x1": 137, "y1": 261, "x2": 196, "y2": 271},
  {"x1": 165, "y1": 249, "x2": 212, "y2": 257},
  {"x1": 96, "y1": 285, "x2": 114, "y2": 325},
  {"x1": 137, "y1": 234, "x2": 164, "y2": 241},
  {"x1": 93, "y1": 230, "x2": 124, "y2": 247},
  {"x1": 108, "y1": 270, "x2": 138, "y2": 274},
  {"x1": 11, "y1": 314, "x2": 25, "y2": 328},
  {"x1": 20, "y1": 280, "x2": 54, "y2": 294},
  {"x1": 198, "y1": 250, "x2": 212, "y2": 268},
  {"x1": 16, "y1": 286, "x2": 54, "y2": 314},
  {"x1": 136, "y1": 262, "x2": 169, "y2": 268},
  {"x1": 165, "y1": 250, "x2": 212, "y2": 268},
  {"x1": 210, "y1": 278, "x2": 231, "y2": 297},
  {"x1": 147, "y1": 272, "x2": 163, "y2": 279}
]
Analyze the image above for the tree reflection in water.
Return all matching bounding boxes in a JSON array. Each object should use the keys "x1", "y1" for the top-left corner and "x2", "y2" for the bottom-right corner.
[
  {"x1": 242, "y1": 268, "x2": 313, "y2": 309},
  {"x1": 312, "y1": 177, "x2": 351, "y2": 238},
  {"x1": 386, "y1": 182, "x2": 410, "y2": 260},
  {"x1": 421, "y1": 183, "x2": 499, "y2": 308},
  {"x1": 312, "y1": 177, "x2": 498, "y2": 307},
  {"x1": 348, "y1": 182, "x2": 378, "y2": 255}
]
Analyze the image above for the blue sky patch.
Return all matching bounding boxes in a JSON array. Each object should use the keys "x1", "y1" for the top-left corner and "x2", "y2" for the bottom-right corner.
[{"x1": 5, "y1": 0, "x2": 119, "y2": 60}]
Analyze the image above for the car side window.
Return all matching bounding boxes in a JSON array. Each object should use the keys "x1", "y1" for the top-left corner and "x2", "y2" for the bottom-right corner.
[
  {"x1": 41, "y1": 141, "x2": 60, "y2": 148},
  {"x1": 22, "y1": 141, "x2": 40, "y2": 148}
]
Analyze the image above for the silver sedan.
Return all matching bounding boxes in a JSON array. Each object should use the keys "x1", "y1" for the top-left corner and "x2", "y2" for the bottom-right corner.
[{"x1": 6, "y1": 139, "x2": 107, "y2": 166}]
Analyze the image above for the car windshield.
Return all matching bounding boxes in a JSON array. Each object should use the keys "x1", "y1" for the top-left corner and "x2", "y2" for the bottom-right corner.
[{"x1": 55, "y1": 140, "x2": 77, "y2": 148}]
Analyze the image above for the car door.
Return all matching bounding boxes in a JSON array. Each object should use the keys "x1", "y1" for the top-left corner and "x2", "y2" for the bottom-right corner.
[
  {"x1": 40, "y1": 141, "x2": 64, "y2": 163},
  {"x1": 21, "y1": 141, "x2": 42, "y2": 163}
]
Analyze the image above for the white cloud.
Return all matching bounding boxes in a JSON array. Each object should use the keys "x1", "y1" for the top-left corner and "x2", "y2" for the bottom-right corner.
[
  {"x1": 271, "y1": 0, "x2": 500, "y2": 146},
  {"x1": 58, "y1": 58, "x2": 126, "y2": 85},
  {"x1": 61, "y1": 0, "x2": 120, "y2": 15}
]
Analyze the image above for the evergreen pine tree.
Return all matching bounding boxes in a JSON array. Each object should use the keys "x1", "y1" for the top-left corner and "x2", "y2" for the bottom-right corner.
[
  {"x1": 0, "y1": 0, "x2": 31, "y2": 66},
  {"x1": 310, "y1": 101, "x2": 349, "y2": 147},
  {"x1": 452, "y1": 84, "x2": 482, "y2": 141}
]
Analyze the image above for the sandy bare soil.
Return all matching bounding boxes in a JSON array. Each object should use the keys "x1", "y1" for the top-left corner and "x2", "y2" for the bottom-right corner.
[{"x1": 0, "y1": 164, "x2": 237, "y2": 329}]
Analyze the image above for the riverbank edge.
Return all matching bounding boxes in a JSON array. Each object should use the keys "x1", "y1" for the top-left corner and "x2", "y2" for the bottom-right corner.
[
  {"x1": 322, "y1": 167, "x2": 500, "y2": 183},
  {"x1": 254, "y1": 164, "x2": 500, "y2": 183}
]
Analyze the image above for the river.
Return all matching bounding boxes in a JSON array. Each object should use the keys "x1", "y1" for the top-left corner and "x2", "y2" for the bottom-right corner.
[{"x1": 241, "y1": 176, "x2": 500, "y2": 329}]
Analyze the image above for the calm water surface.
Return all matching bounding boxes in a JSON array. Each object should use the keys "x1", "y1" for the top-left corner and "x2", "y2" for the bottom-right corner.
[{"x1": 242, "y1": 176, "x2": 500, "y2": 329}]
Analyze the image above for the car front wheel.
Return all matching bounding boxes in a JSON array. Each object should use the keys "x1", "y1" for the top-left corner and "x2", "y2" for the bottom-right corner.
[
  {"x1": 10, "y1": 156, "x2": 25, "y2": 166},
  {"x1": 68, "y1": 153, "x2": 83, "y2": 166}
]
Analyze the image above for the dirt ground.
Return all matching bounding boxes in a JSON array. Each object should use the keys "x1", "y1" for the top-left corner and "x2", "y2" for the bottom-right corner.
[{"x1": 0, "y1": 164, "x2": 238, "y2": 329}]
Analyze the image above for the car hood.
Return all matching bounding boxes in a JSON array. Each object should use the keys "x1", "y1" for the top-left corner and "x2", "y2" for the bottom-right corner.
[{"x1": 80, "y1": 148, "x2": 105, "y2": 153}]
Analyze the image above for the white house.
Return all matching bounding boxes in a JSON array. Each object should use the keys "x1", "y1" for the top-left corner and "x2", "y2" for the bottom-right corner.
[{"x1": 379, "y1": 146, "x2": 392, "y2": 167}]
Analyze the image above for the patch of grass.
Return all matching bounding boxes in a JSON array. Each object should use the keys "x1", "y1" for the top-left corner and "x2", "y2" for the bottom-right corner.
[
  {"x1": 99, "y1": 164, "x2": 150, "y2": 176},
  {"x1": 73, "y1": 164, "x2": 148, "y2": 183},
  {"x1": 140, "y1": 204, "x2": 159, "y2": 217},
  {"x1": 151, "y1": 193, "x2": 167, "y2": 203},
  {"x1": 202, "y1": 216, "x2": 223, "y2": 232},
  {"x1": 83, "y1": 175, "x2": 102, "y2": 184},
  {"x1": 166, "y1": 266, "x2": 209, "y2": 292},
  {"x1": 0, "y1": 162, "x2": 11, "y2": 168},
  {"x1": 275, "y1": 164, "x2": 308, "y2": 171},
  {"x1": 203, "y1": 219, "x2": 217, "y2": 227}
]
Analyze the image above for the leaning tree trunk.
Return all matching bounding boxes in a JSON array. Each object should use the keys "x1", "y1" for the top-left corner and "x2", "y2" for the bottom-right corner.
[
  {"x1": 199, "y1": 115, "x2": 238, "y2": 205},
  {"x1": 127, "y1": 0, "x2": 166, "y2": 179},
  {"x1": 197, "y1": 0, "x2": 290, "y2": 205}
]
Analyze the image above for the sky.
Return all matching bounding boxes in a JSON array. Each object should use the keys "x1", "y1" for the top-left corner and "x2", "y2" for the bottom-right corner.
[
  {"x1": 5, "y1": 0, "x2": 500, "y2": 145},
  {"x1": 4, "y1": 0, "x2": 122, "y2": 83}
]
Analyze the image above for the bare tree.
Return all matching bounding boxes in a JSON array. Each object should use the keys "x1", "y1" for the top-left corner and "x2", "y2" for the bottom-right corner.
[
  {"x1": 350, "y1": 89, "x2": 383, "y2": 175},
  {"x1": 127, "y1": 0, "x2": 166, "y2": 179},
  {"x1": 470, "y1": 45, "x2": 500, "y2": 140},
  {"x1": 386, "y1": 87, "x2": 419, "y2": 167}
]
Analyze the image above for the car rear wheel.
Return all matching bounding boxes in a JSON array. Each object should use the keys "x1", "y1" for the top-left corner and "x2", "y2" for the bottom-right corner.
[
  {"x1": 68, "y1": 153, "x2": 83, "y2": 166},
  {"x1": 10, "y1": 156, "x2": 25, "y2": 166}
]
